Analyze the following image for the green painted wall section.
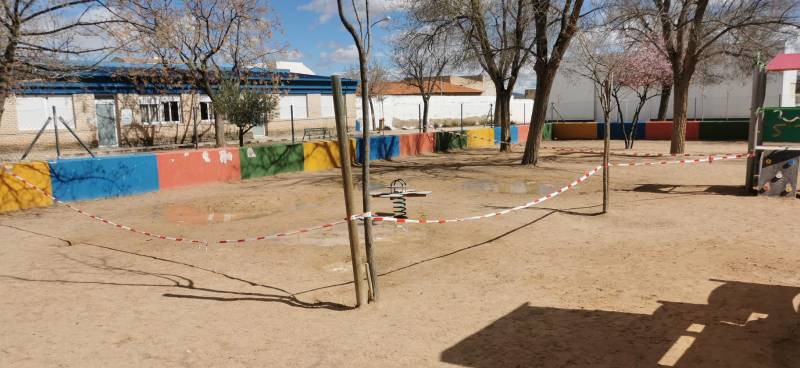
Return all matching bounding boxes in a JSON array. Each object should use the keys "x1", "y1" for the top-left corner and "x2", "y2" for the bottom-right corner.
[
  {"x1": 436, "y1": 132, "x2": 467, "y2": 152},
  {"x1": 239, "y1": 144, "x2": 304, "y2": 179},
  {"x1": 542, "y1": 123, "x2": 553, "y2": 140},
  {"x1": 698, "y1": 121, "x2": 749, "y2": 141}
]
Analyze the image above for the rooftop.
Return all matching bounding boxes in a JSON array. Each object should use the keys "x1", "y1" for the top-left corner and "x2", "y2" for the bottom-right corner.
[
  {"x1": 374, "y1": 81, "x2": 483, "y2": 96},
  {"x1": 766, "y1": 52, "x2": 800, "y2": 72}
]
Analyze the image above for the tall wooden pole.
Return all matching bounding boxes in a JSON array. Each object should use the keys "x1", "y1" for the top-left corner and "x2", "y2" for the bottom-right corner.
[
  {"x1": 52, "y1": 106, "x2": 61, "y2": 159},
  {"x1": 290, "y1": 105, "x2": 296, "y2": 144},
  {"x1": 602, "y1": 77, "x2": 611, "y2": 214},
  {"x1": 332, "y1": 75, "x2": 368, "y2": 307}
]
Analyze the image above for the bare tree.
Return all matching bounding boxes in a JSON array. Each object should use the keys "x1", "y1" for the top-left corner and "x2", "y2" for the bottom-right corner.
[
  {"x1": 391, "y1": 31, "x2": 457, "y2": 132},
  {"x1": 618, "y1": 0, "x2": 800, "y2": 154},
  {"x1": 337, "y1": 0, "x2": 386, "y2": 303},
  {"x1": 520, "y1": 0, "x2": 587, "y2": 165},
  {"x1": 344, "y1": 62, "x2": 389, "y2": 130},
  {"x1": 102, "y1": 0, "x2": 278, "y2": 147},
  {"x1": 567, "y1": 28, "x2": 621, "y2": 133},
  {"x1": 407, "y1": 0, "x2": 533, "y2": 152},
  {"x1": 0, "y1": 0, "x2": 122, "y2": 125}
]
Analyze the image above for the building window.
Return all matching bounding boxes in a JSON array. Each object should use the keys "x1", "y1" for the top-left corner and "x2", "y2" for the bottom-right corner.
[
  {"x1": 200, "y1": 101, "x2": 213, "y2": 121},
  {"x1": 138, "y1": 96, "x2": 180, "y2": 124},
  {"x1": 161, "y1": 101, "x2": 180, "y2": 122},
  {"x1": 139, "y1": 103, "x2": 159, "y2": 124}
]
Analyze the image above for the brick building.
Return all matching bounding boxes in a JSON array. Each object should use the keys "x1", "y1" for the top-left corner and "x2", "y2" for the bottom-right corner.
[{"x1": 0, "y1": 63, "x2": 357, "y2": 150}]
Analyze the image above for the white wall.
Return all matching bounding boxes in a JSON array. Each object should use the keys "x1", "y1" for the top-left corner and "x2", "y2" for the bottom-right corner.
[
  {"x1": 549, "y1": 65, "x2": 783, "y2": 122},
  {"x1": 358, "y1": 95, "x2": 535, "y2": 128}
]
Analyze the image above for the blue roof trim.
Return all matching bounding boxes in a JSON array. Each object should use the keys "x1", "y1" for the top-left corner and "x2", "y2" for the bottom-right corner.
[{"x1": 14, "y1": 64, "x2": 358, "y2": 96}]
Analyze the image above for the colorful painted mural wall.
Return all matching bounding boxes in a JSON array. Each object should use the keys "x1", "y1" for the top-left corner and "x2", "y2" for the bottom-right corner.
[{"x1": 1, "y1": 122, "x2": 748, "y2": 213}]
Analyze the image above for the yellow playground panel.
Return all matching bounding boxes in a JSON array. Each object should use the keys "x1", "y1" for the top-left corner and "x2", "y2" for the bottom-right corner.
[
  {"x1": 1, "y1": 161, "x2": 54, "y2": 213},
  {"x1": 303, "y1": 139, "x2": 355, "y2": 172},
  {"x1": 467, "y1": 128, "x2": 495, "y2": 148}
]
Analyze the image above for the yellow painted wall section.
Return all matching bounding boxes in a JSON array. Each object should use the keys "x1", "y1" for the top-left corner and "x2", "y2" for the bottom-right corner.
[
  {"x1": 467, "y1": 128, "x2": 495, "y2": 148},
  {"x1": 553, "y1": 123, "x2": 597, "y2": 140},
  {"x1": 1, "y1": 161, "x2": 53, "y2": 213},
  {"x1": 303, "y1": 139, "x2": 355, "y2": 172}
]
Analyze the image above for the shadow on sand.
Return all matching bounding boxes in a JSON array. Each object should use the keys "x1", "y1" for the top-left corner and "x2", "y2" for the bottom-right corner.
[{"x1": 441, "y1": 280, "x2": 800, "y2": 367}]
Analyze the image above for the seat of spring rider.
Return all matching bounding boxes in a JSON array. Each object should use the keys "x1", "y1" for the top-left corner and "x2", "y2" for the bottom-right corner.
[{"x1": 369, "y1": 190, "x2": 432, "y2": 198}]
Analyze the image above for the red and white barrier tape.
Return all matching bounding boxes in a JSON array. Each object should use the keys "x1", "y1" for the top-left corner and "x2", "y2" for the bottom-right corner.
[
  {"x1": 609, "y1": 153, "x2": 753, "y2": 167},
  {"x1": 1, "y1": 146, "x2": 748, "y2": 244},
  {"x1": 2, "y1": 163, "x2": 601, "y2": 239},
  {"x1": 1, "y1": 165, "x2": 363, "y2": 245},
  {"x1": 547, "y1": 146, "x2": 744, "y2": 158},
  {"x1": 370, "y1": 165, "x2": 602, "y2": 224},
  {"x1": 437, "y1": 129, "x2": 742, "y2": 159}
]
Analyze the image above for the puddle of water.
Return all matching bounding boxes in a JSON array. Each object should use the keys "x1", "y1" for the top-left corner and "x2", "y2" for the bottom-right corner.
[
  {"x1": 464, "y1": 180, "x2": 556, "y2": 195},
  {"x1": 161, "y1": 206, "x2": 237, "y2": 225}
]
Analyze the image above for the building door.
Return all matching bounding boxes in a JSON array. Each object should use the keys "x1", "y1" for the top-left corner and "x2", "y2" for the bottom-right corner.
[{"x1": 95, "y1": 100, "x2": 118, "y2": 147}]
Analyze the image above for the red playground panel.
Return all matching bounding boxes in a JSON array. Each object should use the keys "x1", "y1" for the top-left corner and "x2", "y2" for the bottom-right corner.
[{"x1": 645, "y1": 121, "x2": 699, "y2": 141}]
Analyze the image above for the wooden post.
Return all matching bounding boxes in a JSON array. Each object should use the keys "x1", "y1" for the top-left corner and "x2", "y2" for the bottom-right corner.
[
  {"x1": 460, "y1": 103, "x2": 464, "y2": 133},
  {"x1": 290, "y1": 105, "x2": 296, "y2": 144},
  {"x1": 418, "y1": 104, "x2": 422, "y2": 133},
  {"x1": 332, "y1": 75, "x2": 368, "y2": 307},
  {"x1": 602, "y1": 77, "x2": 612, "y2": 213},
  {"x1": 746, "y1": 65, "x2": 767, "y2": 192},
  {"x1": 193, "y1": 105, "x2": 199, "y2": 149},
  {"x1": 52, "y1": 106, "x2": 61, "y2": 159}
]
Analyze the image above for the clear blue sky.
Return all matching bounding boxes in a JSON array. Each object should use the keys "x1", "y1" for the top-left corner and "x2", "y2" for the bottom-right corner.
[{"x1": 273, "y1": 1, "x2": 400, "y2": 76}]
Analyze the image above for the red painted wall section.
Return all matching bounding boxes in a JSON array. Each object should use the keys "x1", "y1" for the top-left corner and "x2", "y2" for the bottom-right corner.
[
  {"x1": 645, "y1": 121, "x2": 700, "y2": 141},
  {"x1": 400, "y1": 133, "x2": 436, "y2": 156},
  {"x1": 156, "y1": 148, "x2": 241, "y2": 189},
  {"x1": 517, "y1": 125, "x2": 530, "y2": 144}
]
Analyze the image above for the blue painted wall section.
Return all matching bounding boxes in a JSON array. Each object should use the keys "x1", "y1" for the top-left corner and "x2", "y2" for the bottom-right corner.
[
  {"x1": 356, "y1": 136, "x2": 400, "y2": 163},
  {"x1": 49, "y1": 154, "x2": 160, "y2": 202},
  {"x1": 596, "y1": 122, "x2": 646, "y2": 140},
  {"x1": 494, "y1": 126, "x2": 519, "y2": 145}
]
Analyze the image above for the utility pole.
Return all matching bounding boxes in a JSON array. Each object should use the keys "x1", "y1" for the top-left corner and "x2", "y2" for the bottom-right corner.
[{"x1": 332, "y1": 75, "x2": 368, "y2": 307}]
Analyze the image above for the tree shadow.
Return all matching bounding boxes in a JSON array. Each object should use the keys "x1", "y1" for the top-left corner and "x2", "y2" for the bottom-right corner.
[
  {"x1": 621, "y1": 184, "x2": 750, "y2": 197},
  {"x1": 0, "y1": 225, "x2": 351, "y2": 311},
  {"x1": 294, "y1": 210, "x2": 559, "y2": 296},
  {"x1": 441, "y1": 280, "x2": 800, "y2": 367}
]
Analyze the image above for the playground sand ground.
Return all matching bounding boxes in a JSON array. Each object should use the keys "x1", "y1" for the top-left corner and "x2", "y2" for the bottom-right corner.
[{"x1": 1, "y1": 140, "x2": 799, "y2": 367}]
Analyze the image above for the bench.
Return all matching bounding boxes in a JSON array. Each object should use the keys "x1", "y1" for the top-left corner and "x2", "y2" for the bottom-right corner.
[{"x1": 302, "y1": 128, "x2": 332, "y2": 141}]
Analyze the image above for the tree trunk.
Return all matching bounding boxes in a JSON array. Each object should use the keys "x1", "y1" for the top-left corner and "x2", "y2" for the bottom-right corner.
[
  {"x1": 422, "y1": 96, "x2": 430, "y2": 132},
  {"x1": 357, "y1": 52, "x2": 377, "y2": 302},
  {"x1": 657, "y1": 83, "x2": 671, "y2": 120},
  {"x1": 495, "y1": 87, "x2": 512, "y2": 152},
  {"x1": 670, "y1": 77, "x2": 691, "y2": 154},
  {"x1": 238, "y1": 127, "x2": 244, "y2": 147},
  {"x1": 0, "y1": 24, "x2": 19, "y2": 127},
  {"x1": 521, "y1": 69, "x2": 556, "y2": 165},
  {"x1": 628, "y1": 97, "x2": 648, "y2": 150},
  {"x1": 500, "y1": 92, "x2": 511, "y2": 152},
  {"x1": 613, "y1": 93, "x2": 629, "y2": 148}
]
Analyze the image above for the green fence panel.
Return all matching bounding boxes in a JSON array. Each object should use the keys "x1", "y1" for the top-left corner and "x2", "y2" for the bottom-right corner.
[
  {"x1": 435, "y1": 132, "x2": 467, "y2": 152},
  {"x1": 239, "y1": 144, "x2": 304, "y2": 179},
  {"x1": 762, "y1": 107, "x2": 800, "y2": 142},
  {"x1": 698, "y1": 121, "x2": 749, "y2": 141}
]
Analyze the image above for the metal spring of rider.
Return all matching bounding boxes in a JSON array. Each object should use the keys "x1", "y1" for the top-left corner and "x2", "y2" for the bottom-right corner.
[{"x1": 389, "y1": 179, "x2": 408, "y2": 219}]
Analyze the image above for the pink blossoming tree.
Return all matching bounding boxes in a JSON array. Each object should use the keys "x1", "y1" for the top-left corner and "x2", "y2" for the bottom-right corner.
[{"x1": 614, "y1": 44, "x2": 673, "y2": 149}]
